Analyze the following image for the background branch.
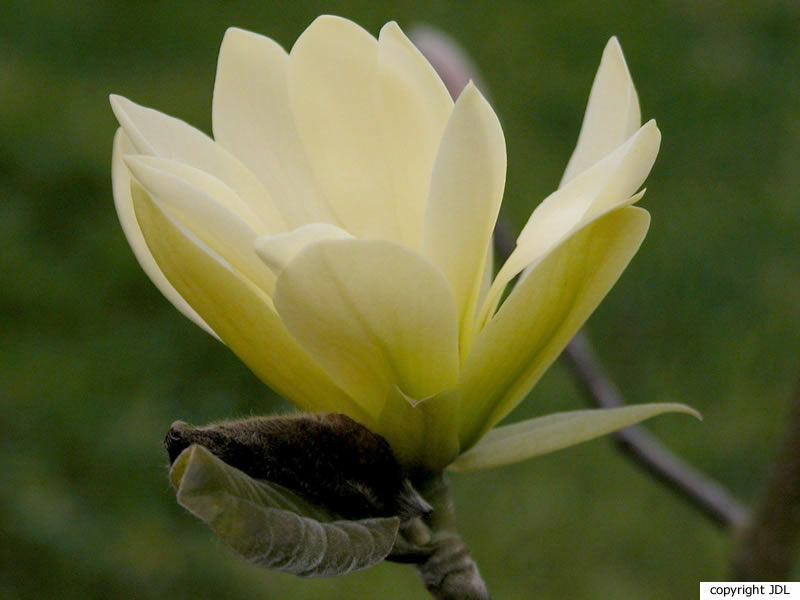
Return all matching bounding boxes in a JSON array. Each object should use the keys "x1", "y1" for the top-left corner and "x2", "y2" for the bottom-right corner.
[{"x1": 562, "y1": 331, "x2": 748, "y2": 529}]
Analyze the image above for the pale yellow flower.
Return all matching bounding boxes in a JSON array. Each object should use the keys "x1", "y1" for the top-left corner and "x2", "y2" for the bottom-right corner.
[{"x1": 111, "y1": 16, "x2": 694, "y2": 473}]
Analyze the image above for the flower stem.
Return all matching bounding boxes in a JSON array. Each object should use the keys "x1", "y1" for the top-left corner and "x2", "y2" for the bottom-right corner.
[{"x1": 391, "y1": 475, "x2": 491, "y2": 599}]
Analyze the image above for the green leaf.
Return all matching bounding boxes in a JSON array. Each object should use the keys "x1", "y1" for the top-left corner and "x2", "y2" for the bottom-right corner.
[
  {"x1": 448, "y1": 402, "x2": 700, "y2": 472},
  {"x1": 170, "y1": 444, "x2": 400, "y2": 577}
]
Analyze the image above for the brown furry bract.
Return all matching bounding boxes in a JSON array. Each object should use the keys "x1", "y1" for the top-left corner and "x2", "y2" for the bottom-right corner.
[{"x1": 164, "y1": 413, "x2": 431, "y2": 522}]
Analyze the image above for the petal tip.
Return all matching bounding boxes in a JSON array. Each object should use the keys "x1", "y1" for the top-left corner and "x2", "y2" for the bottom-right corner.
[
  {"x1": 223, "y1": 25, "x2": 248, "y2": 37},
  {"x1": 109, "y1": 93, "x2": 129, "y2": 117},
  {"x1": 458, "y1": 79, "x2": 480, "y2": 100},
  {"x1": 310, "y1": 14, "x2": 340, "y2": 23},
  {"x1": 109, "y1": 95, "x2": 147, "y2": 135},
  {"x1": 379, "y1": 20, "x2": 402, "y2": 35},
  {"x1": 221, "y1": 26, "x2": 276, "y2": 50},
  {"x1": 631, "y1": 119, "x2": 661, "y2": 149},
  {"x1": 109, "y1": 93, "x2": 137, "y2": 111},
  {"x1": 220, "y1": 26, "x2": 247, "y2": 48},
  {"x1": 109, "y1": 95, "x2": 142, "y2": 141},
  {"x1": 644, "y1": 119, "x2": 662, "y2": 144},
  {"x1": 662, "y1": 402, "x2": 703, "y2": 421},
  {"x1": 687, "y1": 407, "x2": 704, "y2": 421},
  {"x1": 453, "y1": 80, "x2": 492, "y2": 115},
  {"x1": 605, "y1": 35, "x2": 623, "y2": 54},
  {"x1": 307, "y1": 14, "x2": 357, "y2": 31},
  {"x1": 292, "y1": 15, "x2": 375, "y2": 56},
  {"x1": 602, "y1": 36, "x2": 627, "y2": 68}
]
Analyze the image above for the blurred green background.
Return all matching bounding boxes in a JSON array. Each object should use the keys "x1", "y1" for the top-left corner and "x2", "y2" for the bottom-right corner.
[{"x1": 2, "y1": 1, "x2": 799, "y2": 598}]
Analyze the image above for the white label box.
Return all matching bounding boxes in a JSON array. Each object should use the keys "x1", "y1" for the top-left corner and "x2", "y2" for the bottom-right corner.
[{"x1": 701, "y1": 583, "x2": 800, "y2": 599}]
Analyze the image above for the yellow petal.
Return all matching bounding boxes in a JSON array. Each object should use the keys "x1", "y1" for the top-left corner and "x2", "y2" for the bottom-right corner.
[
  {"x1": 477, "y1": 240, "x2": 494, "y2": 313},
  {"x1": 124, "y1": 155, "x2": 275, "y2": 295},
  {"x1": 561, "y1": 37, "x2": 642, "y2": 185},
  {"x1": 111, "y1": 129, "x2": 217, "y2": 338},
  {"x1": 289, "y1": 16, "x2": 451, "y2": 245},
  {"x1": 131, "y1": 183, "x2": 372, "y2": 423},
  {"x1": 449, "y1": 403, "x2": 700, "y2": 472},
  {"x1": 124, "y1": 154, "x2": 270, "y2": 230},
  {"x1": 254, "y1": 223, "x2": 352, "y2": 286},
  {"x1": 110, "y1": 94, "x2": 286, "y2": 232},
  {"x1": 459, "y1": 206, "x2": 650, "y2": 448},
  {"x1": 212, "y1": 28, "x2": 338, "y2": 229},
  {"x1": 375, "y1": 386, "x2": 426, "y2": 468},
  {"x1": 477, "y1": 121, "x2": 659, "y2": 330},
  {"x1": 423, "y1": 83, "x2": 506, "y2": 356},
  {"x1": 375, "y1": 386, "x2": 461, "y2": 472},
  {"x1": 288, "y1": 17, "x2": 390, "y2": 240},
  {"x1": 273, "y1": 239, "x2": 459, "y2": 418},
  {"x1": 377, "y1": 21, "x2": 453, "y2": 249},
  {"x1": 419, "y1": 388, "x2": 461, "y2": 471}
]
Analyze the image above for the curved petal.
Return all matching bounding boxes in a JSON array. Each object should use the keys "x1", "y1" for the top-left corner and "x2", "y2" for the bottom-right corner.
[
  {"x1": 254, "y1": 222, "x2": 353, "y2": 296},
  {"x1": 377, "y1": 21, "x2": 453, "y2": 248},
  {"x1": 111, "y1": 128, "x2": 217, "y2": 337},
  {"x1": 123, "y1": 154, "x2": 269, "y2": 229},
  {"x1": 374, "y1": 386, "x2": 425, "y2": 468},
  {"x1": 130, "y1": 182, "x2": 372, "y2": 423},
  {"x1": 477, "y1": 240, "x2": 494, "y2": 312},
  {"x1": 288, "y1": 17, "x2": 389, "y2": 240},
  {"x1": 449, "y1": 403, "x2": 700, "y2": 472},
  {"x1": 212, "y1": 28, "x2": 338, "y2": 229},
  {"x1": 419, "y1": 388, "x2": 461, "y2": 470},
  {"x1": 110, "y1": 94, "x2": 286, "y2": 232},
  {"x1": 288, "y1": 16, "x2": 452, "y2": 245},
  {"x1": 477, "y1": 121, "x2": 659, "y2": 329},
  {"x1": 561, "y1": 37, "x2": 641, "y2": 185},
  {"x1": 459, "y1": 206, "x2": 650, "y2": 448},
  {"x1": 255, "y1": 223, "x2": 352, "y2": 281},
  {"x1": 273, "y1": 239, "x2": 460, "y2": 418},
  {"x1": 124, "y1": 155, "x2": 276, "y2": 294},
  {"x1": 423, "y1": 83, "x2": 506, "y2": 355},
  {"x1": 375, "y1": 387, "x2": 461, "y2": 471}
]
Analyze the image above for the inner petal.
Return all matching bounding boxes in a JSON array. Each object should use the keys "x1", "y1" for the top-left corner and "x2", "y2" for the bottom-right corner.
[
  {"x1": 272, "y1": 238, "x2": 460, "y2": 418},
  {"x1": 287, "y1": 17, "x2": 453, "y2": 246},
  {"x1": 212, "y1": 27, "x2": 340, "y2": 229}
]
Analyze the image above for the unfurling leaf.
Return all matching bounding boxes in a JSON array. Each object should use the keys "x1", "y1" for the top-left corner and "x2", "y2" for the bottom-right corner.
[{"x1": 170, "y1": 444, "x2": 400, "y2": 577}]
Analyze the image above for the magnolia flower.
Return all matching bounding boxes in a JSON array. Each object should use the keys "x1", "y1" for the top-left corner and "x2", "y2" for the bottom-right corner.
[{"x1": 111, "y1": 16, "x2": 694, "y2": 474}]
